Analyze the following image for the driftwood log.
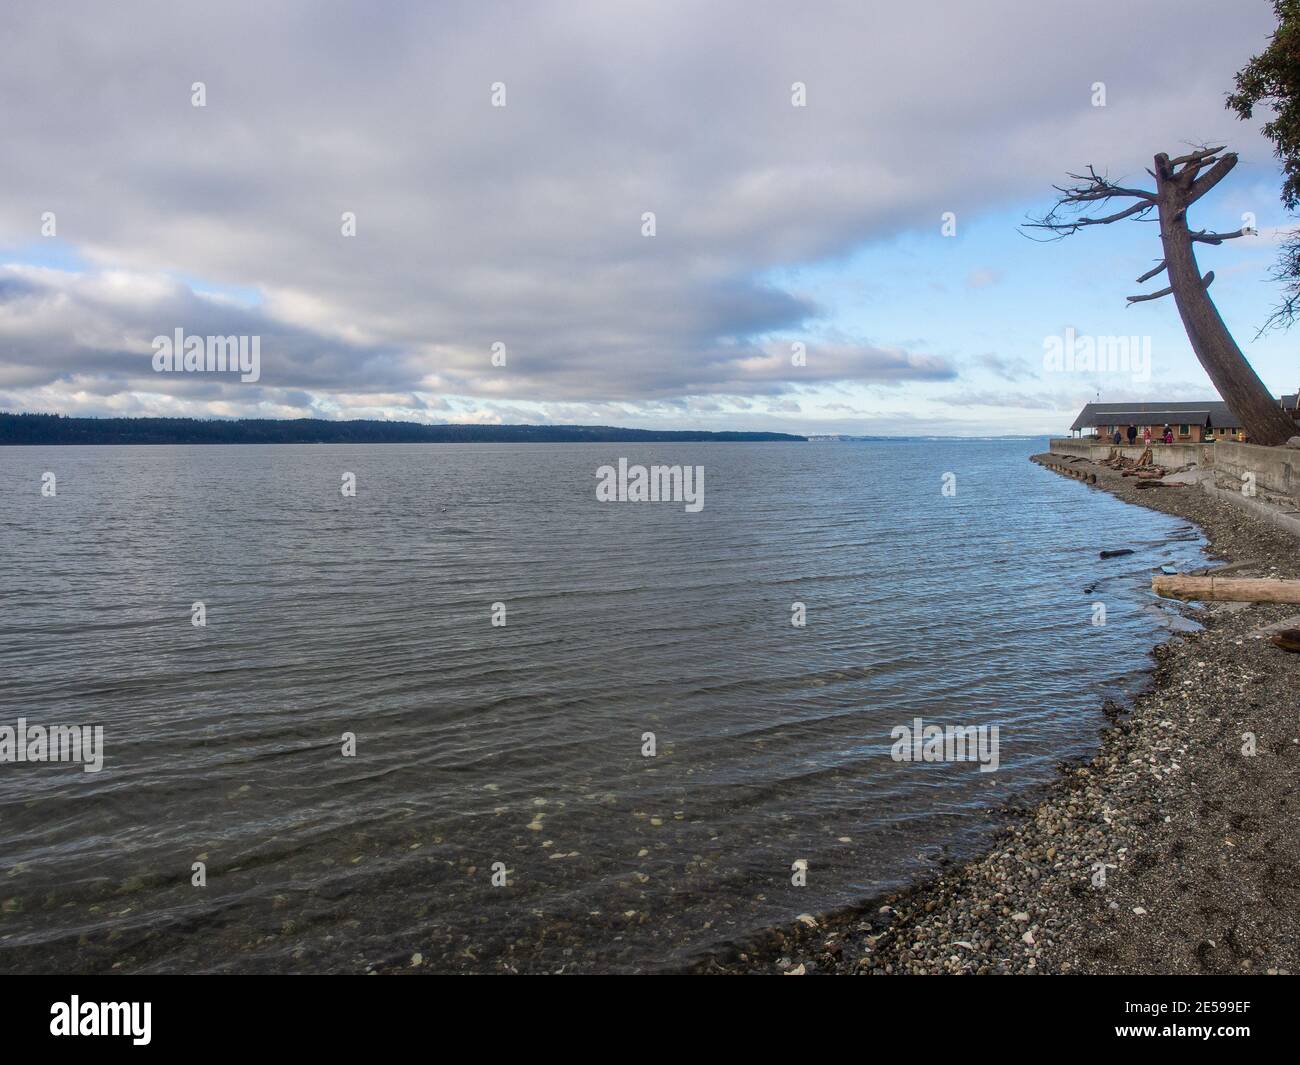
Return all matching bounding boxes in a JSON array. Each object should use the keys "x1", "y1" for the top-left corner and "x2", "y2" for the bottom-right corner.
[{"x1": 1153, "y1": 574, "x2": 1300, "y2": 603}]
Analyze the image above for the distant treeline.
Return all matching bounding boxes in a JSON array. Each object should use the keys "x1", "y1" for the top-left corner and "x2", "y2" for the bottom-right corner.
[{"x1": 0, "y1": 412, "x2": 806, "y2": 446}]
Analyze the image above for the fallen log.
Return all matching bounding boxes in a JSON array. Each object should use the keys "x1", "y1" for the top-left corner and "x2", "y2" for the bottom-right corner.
[{"x1": 1153, "y1": 574, "x2": 1300, "y2": 603}]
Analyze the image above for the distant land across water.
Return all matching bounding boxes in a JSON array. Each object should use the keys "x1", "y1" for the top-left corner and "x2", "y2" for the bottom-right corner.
[{"x1": 0, "y1": 413, "x2": 806, "y2": 446}]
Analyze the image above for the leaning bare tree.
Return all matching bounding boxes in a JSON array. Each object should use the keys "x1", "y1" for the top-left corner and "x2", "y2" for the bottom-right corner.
[{"x1": 1027, "y1": 146, "x2": 1297, "y2": 447}]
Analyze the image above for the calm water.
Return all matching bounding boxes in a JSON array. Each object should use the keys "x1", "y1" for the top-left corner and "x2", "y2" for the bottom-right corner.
[{"x1": 0, "y1": 439, "x2": 1204, "y2": 973}]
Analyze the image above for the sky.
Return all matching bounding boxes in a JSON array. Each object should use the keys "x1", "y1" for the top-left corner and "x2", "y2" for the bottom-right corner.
[{"x1": 1, "y1": 0, "x2": 1297, "y2": 437}]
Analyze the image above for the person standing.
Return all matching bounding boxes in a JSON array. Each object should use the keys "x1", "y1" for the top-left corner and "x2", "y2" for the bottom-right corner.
[
  {"x1": 1142, "y1": 426, "x2": 1151, "y2": 445},
  {"x1": 1126, "y1": 423, "x2": 1138, "y2": 446}
]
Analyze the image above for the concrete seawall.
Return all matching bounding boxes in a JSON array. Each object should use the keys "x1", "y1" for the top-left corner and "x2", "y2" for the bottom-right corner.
[
  {"x1": 1210, "y1": 440, "x2": 1300, "y2": 503},
  {"x1": 1048, "y1": 437, "x2": 1216, "y2": 469},
  {"x1": 1047, "y1": 436, "x2": 1300, "y2": 527}
]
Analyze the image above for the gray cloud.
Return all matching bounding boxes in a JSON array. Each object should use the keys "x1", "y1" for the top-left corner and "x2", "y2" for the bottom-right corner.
[{"x1": 0, "y1": 265, "x2": 956, "y2": 405}]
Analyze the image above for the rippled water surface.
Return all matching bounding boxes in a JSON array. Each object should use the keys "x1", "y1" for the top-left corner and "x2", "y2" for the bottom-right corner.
[{"x1": 0, "y1": 440, "x2": 1204, "y2": 972}]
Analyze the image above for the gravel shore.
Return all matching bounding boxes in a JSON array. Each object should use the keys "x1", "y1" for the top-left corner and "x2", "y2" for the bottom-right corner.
[{"x1": 706, "y1": 451, "x2": 1300, "y2": 975}]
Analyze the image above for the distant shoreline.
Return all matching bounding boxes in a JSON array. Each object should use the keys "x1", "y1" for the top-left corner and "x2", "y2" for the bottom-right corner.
[{"x1": 0, "y1": 413, "x2": 805, "y2": 446}]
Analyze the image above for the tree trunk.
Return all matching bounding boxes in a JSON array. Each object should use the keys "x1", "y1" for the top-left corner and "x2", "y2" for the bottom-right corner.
[{"x1": 1154, "y1": 153, "x2": 1297, "y2": 447}]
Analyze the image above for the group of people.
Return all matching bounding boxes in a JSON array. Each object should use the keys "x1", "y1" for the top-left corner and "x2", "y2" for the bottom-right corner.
[{"x1": 1112, "y1": 424, "x2": 1176, "y2": 446}]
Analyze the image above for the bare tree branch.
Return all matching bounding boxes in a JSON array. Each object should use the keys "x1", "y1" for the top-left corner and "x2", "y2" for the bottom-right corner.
[
  {"x1": 1190, "y1": 227, "x2": 1251, "y2": 244},
  {"x1": 1050, "y1": 165, "x2": 1157, "y2": 204},
  {"x1": 1021, "y1": 164, "x2": 1159, "y2": 238},
  {"x1": 1169, "y1": 145, "x2": 1226, "y2": 167},
  {"x1": 1136, "y1": 259, "x2": 1167, "y2": 283},
  {"x1": 1127, "y1": 285, "x2": 1175, "y2": 304},
  {"x1": 1024, "y1": 199, "x2": 1154, "y2": 237},
  {"x1": 1167, "y1": 145, "x2": 1229, "y2": 188},
  {"x1": 1127, "y1": 270, "x2": 1214, "y2": 303},
  {"x1": 1059, "y1": 186, "x2": 1157, "y2": 203},
  {"x1": 1187, "y1": 154, "x2": 1238, "y2": 206}
]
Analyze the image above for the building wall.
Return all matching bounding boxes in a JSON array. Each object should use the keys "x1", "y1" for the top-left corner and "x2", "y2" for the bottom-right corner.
[{"x1": 1091, "y1": 423, "x2": 1245, "y2": 444}]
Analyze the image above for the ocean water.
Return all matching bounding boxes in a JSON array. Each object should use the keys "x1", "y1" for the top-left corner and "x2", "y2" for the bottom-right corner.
[{"x1": 0, "y1": 439, "x2": 1205, "y2": 973}]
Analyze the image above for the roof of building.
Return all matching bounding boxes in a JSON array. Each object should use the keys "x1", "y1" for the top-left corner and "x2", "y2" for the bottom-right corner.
[
  {"x1": 1070, "y1": 400, "x2": 1239, "y2": 432},
  {"x1": 1072, "y1": 395, "x2": 1300, "y2": 431}
]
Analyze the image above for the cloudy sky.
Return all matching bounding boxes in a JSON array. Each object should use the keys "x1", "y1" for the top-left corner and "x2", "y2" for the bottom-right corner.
[{"x1": 1, "y1": 0, "x2": 1296, "y2": 436}]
